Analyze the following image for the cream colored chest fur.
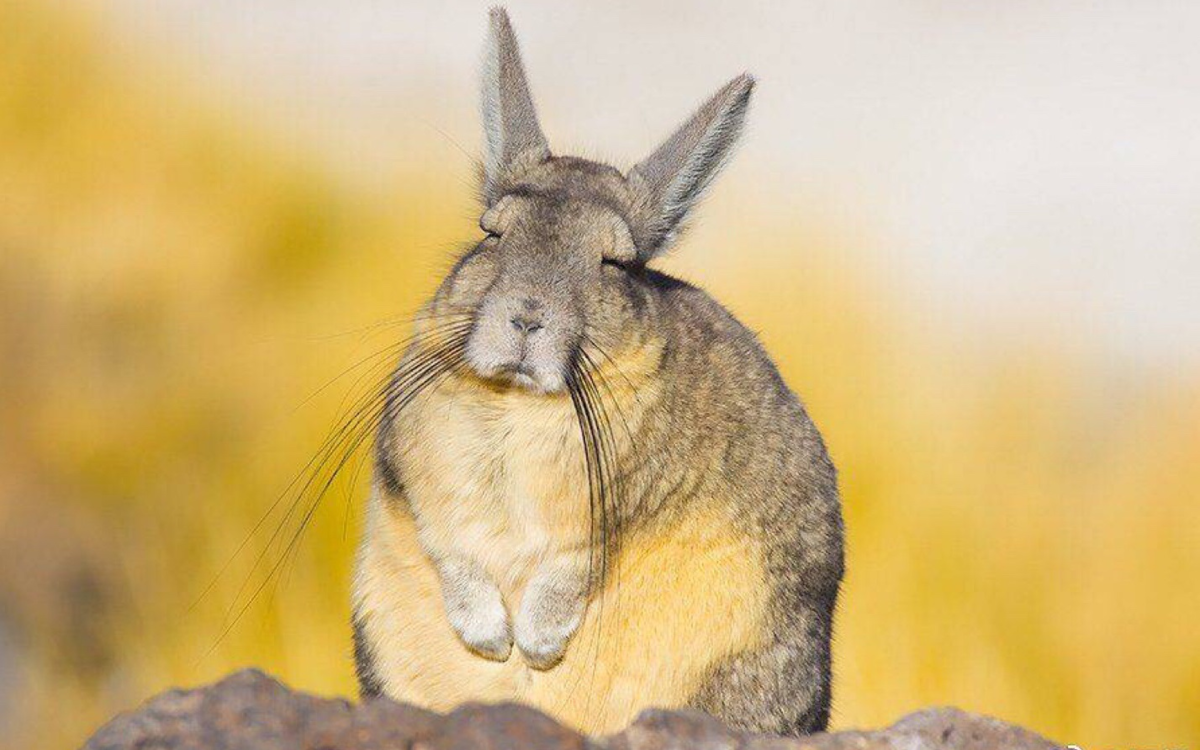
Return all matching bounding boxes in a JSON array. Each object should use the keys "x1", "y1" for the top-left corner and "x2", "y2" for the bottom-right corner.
[
  {"x1": 355, "y1": 345, "x2": 771, "y2": 733},
  {"x1": 395, "y1": 381, "x2": 590, "y2": 599}
]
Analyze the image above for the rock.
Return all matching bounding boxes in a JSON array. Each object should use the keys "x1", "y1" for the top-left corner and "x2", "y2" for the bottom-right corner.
[
  {"x1": 83, "y1": 670, "x2": 441, "y2": 750},
  {"x1": 82, "y1": 669, "x2": 1060, "y2": 750},
  {"x1": 766, "y1": 707, "x2": 1062, "y2": 750}
]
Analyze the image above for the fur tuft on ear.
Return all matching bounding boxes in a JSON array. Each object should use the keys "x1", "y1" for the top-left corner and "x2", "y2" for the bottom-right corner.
[
  {"x1": 480, "y1": 8, "x2": 549, "y2": 206},
  {"x1": 627, "y1": 74, "x2": 754, "y2": 259}
]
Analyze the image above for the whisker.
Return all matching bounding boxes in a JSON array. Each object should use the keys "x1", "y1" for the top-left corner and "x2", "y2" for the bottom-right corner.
[
  {"x1": 189, "y1": 317, "x2": 474, "y2": 616},
  {"x1": 307, "y1": 307, "x2": 472, "y2": 342},
  {"x1": 563, "y1": 367, "x2": 602, "y2": 706},
  {"x1": 580, "y1": 330, "x2": 644, "y2": 408},
  {"x1": 575, "y1": 355, "x2": 630, "y2": 689},
  {"x1": 577, "y1": 345, "x2": 635, "y2": 444},
  {"x1": 218, "y1": 335, "x2": 465, "y2": 622},
  {"x1": 271, "y1": 340, "x2": 469, "y2": 595},
  {"x1": 296, "y1": 316, "x2": 473, "y2": 417},
  {"x1": 265, "y1": 337, "x2": 468, "y2": 584},
  {"x1": 565, "y1": 355, "x2": 628, "y2": 710},
  {"x1": 197, "y1": 321, "x2": 472, "y2": 660}
]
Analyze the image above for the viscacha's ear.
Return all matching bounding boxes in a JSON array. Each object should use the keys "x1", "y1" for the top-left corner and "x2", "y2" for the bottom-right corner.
[
  {"x1": 627, "y1": 74, "x2": 754, "y2": 259},
  {"x1": 480, "y1": 8, "x2": 549, "y2": 206}
]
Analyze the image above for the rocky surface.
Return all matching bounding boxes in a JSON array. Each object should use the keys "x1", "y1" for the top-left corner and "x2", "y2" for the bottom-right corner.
[{"x1": 82, "y1": 669, "x2": 1060, "y2": 750}]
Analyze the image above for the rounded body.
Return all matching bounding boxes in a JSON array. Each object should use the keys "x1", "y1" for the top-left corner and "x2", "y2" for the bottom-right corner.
[
  {"x1": 351, "y1": 8, "x2": 843, "y2": 735},
  {"x1": 353, "y1": 269, "x2": 844, "y2": 735}
]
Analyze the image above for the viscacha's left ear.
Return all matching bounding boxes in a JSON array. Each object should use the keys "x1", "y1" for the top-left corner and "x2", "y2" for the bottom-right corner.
[
  {"x1": 627, "y1": 74, "x2": 754, "y2": 260},
  {"x1": 480, "y1": 8, "x2": 550, "y2": 206}
]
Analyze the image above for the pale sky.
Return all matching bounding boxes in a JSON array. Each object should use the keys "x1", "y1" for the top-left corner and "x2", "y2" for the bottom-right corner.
[{"x1": 101, "y1": 0, "x2": 1200, "y2": 369}]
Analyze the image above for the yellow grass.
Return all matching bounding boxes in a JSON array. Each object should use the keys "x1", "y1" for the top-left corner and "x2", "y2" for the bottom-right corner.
[{"x1": 0, "y1": 3, "x2": 1196, "y2": 748}]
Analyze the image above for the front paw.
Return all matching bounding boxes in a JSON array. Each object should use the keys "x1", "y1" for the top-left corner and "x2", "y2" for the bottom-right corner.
[
  {"x1": 514, "y1": 596, "x2": 584, "y2": 670},
  {"x1": 446, "y1": 591, "x2": 512, "y2": 661},
  {"x1": 437, "y1": 558, "x2": 513, "y2": 662}
]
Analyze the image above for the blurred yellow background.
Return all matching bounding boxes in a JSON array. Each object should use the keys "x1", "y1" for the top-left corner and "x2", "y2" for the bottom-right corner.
[{"x1": 1, "y1": 2, "x2": 1198, "y2": 749}]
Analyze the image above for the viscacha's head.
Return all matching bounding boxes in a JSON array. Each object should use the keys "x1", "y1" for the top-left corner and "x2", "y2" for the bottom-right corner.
[{"x1": 432, "y1": 8, "x2": 754, "y2": 394}]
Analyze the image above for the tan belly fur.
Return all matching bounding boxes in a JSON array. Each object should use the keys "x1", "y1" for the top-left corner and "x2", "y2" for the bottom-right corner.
[
  {"x1": 354, "y1": 349, "x2": 770, "y2": 734},
  {"x1": 355, "y1": 500, "x2": 769, "y2": 734}
]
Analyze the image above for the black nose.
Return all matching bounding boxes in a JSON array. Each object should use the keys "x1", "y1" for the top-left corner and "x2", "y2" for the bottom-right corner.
[{"x1": 510, "y1": 312, "x2": 544, "y2": 335}]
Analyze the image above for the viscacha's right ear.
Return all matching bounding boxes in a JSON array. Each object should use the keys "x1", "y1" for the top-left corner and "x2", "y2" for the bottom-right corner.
[{"x1": 479, "y1": 8, "x2": 550, "y2": 206}]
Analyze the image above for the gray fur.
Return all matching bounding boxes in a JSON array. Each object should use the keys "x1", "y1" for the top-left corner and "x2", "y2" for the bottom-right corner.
[
  {"x1": 628, "y1": 74, "x2": 755, "y2": 257},
  {"x1": 355, "y1": 8, "x2": 843, "y2": 736},
  {"x1": 351, "y1": 613, "x2": 385, "y2": 699},
  {"x1": 480, "y1": 8, "x2": 550, "y2": 206}
]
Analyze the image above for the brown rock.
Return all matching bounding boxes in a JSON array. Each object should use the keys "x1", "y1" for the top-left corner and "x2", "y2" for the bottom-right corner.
[
  {"x1": 81, "y1": 670, "x2": 1061, "y2": 750},
  {"x1": 610, "y1": 709, "x2": 741, "y2": 750},
  {"x1": 83, "y1": 670, "x2": 442, "y2": 750},
  {"x1": 425, "y1": 703, "x2": 591, "y2": 750}
]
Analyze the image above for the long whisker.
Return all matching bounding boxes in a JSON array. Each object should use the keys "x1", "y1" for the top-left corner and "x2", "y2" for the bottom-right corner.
[
  {"x1": 188, "y1": 317, "x2": 473, "y2": 617},
  {"x1": 577, "y1": 344, "x2": 634, "y2": 445},
  {"x1": 569, "y1": 362, "x2": 610, "y2": 581},
  {"x1": 578, "y1": 361, "x2": 622, "y2": 586},
  {"x1": 211, "y1": 325, "x2": 471, "y2": 624},
  {"x1": 270, "y1": 339, "x2": 468, "y2": 606},
  {"x1": 306, "y1": 306, "x2": 474, "y2": 342},
  {"x1": 295, "y1": 315, "x2": 473, "y2": 413},
  {"x1": 580, "y1": 330, "x2": 644, "y2": 409},
  {"x1": 256, "y1": 338, "x2": 468, "y2": 601},
  {"x1": 563, "y1": 366, "x2": 602, "y2": 707},
  {"x1": 574, "y1": 353, "x2": 630, "y2": 694},
  {"x1": 280, "y1": 340, "x2": 468, "y2": 587},
  {"x1": 197, "y1": 322, "x2": 472, "y2": 660},
  {"x1": 565, "y1": 353, "x2": 628, "y2": 710}
]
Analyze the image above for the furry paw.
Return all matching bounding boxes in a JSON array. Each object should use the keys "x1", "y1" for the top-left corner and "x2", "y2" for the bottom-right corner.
[
  {"x1": 436, "y1": 557, "x2": 512, "y2": 662},
  {"x1": 447, "y1": 590, "x2": 512, "y2": 661},
  {"x1": 514, "y1": 590, "x2": 585, "y2": 670},
  {"x1": 514, "y1": 620, "x2": 578, "y2": 670}
]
